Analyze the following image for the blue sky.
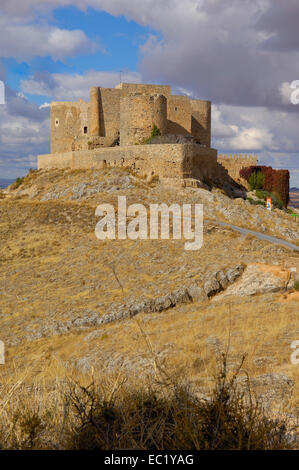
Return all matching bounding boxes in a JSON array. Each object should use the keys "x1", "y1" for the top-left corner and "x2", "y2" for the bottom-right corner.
[
  {"x1": 0, "y1": 0, "x2": 299, "y2": 186},
  {"x1": 2, "y1": 8, "x2": 153, "y2": 105}
]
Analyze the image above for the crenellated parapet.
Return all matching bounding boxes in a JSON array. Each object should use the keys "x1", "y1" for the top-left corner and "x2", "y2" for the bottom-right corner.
[{"x1": 218, "y1": 154, "x2": 258, "y2": 186}]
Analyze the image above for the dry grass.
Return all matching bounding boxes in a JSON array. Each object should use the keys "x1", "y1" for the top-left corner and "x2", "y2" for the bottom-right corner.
[
  {"x1": 0, "y1": 168, "x2": 298, "y2": 448},
  {"x1": 0, "y1": 352, "x2": 293, "y2": 450}
]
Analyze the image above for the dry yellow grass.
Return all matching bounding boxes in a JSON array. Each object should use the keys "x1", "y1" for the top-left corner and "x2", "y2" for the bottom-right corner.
[{"x1": 0, "y1": 168, "x2": 298, "y2": 423}]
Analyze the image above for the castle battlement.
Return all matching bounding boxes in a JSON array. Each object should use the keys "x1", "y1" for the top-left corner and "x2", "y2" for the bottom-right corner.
[{"x1": 218, "y1": 154, "x2": 258, "y2": 162}]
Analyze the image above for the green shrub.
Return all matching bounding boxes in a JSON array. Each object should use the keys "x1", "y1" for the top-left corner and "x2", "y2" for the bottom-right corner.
[
  {"x1": 246, "y1": 196, "x2": 266, "y2": 207},
  {"x1": 249, "y1": 171, "x2": 265, "y2": 190},
  {"x1": 294, "y1": 280, "x2": 299, "y2": 292},
  {"x1": 151, "y1": 124, "x2": 161, "y2": 139},
  {"x1": 10, "y1": 176, "x2": 25, "y2": 190},
  {"x1": 140, "y1": 124, "x2": 162, "y2": 144},
  {"x1": 255, "y1": 189, "x2": 267, "y2": 200},
  {"x1": 270, "y1": 192, "x2": 284, "y2": 210},
  {"x1": 254, "y1": 189, "x2": 284, "y2": 210}
]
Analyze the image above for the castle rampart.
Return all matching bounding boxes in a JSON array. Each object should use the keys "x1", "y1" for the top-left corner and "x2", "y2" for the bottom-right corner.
[
  {"x1": 218, "y1": 154, "x2": 258, "y2": 187},
  {"x1": 38, "y1": 144, "x2": 218, "y2": 187}
]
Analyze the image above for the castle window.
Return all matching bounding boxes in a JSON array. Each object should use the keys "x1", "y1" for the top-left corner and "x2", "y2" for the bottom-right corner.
[
  {"x1": 175, "y1": 107, "x2": 178, "y2": 111},
  {"x1": 84, "y1": 126, "x2": 88, "y2": 134},
  {"x1": 55, "y1": 118, "x2": 59, "y2": 127}
]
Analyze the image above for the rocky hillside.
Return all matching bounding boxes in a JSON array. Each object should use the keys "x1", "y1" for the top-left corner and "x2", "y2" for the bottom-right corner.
[{"x1": 0, "y1": 168, "x2": 299, "y2": 418}]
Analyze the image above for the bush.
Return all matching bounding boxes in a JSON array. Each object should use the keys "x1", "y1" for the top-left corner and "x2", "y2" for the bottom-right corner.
[
  {"x1": 0, "y1": 355, "x2": 292, "y2": 450},
  {"x1": 10, "y1": 176, "x2": 25, "y2": 190},
  {"x1": 65, "y1": 354, "x2": 291, "y2": 450},
  {"x1": 140, "y1": 124, "x2": 162, "y2": 144},
  {"x1": 151, "y1": 124, "x2": 161, "y2": 139},
  {"x1": 240, "y1": 166, "x2": 290, "y2": 207},
  {"x1": 254, "y1": 189, "x2": 284, "y2": 210},
  {"x1": 247, "y1": 197, "x2": 266, "y2": 207},
  {"x1": 294, "y1": 280, "x2": 299, "y2": 292},
  {"x1": 249, "y1": 172, "x2": 265, "y2": 190}
]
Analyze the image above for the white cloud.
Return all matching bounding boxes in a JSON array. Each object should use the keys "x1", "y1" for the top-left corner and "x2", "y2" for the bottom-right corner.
[
  {"x1": 0, "y1": 19, "x2": 97, "y2": 61},
  {"x1": 39, "y1": 102, "x2": 51, "y2": 109},
  {"x1": 280, "y1": 82, "x2": 293, "y2": 106},
  {"x1": 230, "y1": 128, "x2": 274, "y2": 151},
  {"x1": 1, "y1": 0, "x2": 299, "y2": 184},
  {"x1": 0, "y1": 86, "x2": 50, "y2": 177},
  {"x1": 21, "y1": 70, "x2": 142, "y2": 101}
]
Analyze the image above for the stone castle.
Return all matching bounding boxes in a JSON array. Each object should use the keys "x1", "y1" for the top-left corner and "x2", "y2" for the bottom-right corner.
[{"x1": 38, "y1": 82, "x2": 257, "y2": 187}]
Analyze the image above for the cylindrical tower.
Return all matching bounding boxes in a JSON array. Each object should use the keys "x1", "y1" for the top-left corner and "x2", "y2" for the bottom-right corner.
[
  {"x1": 89, "y1": 87, "x2": 100, "y2": 136},
  {"x1": 152, "y1": 94, "x2": 167, "y2": 135},
  {"x1": 120, "y1": 93, "x2": 153, "y2": 146}
]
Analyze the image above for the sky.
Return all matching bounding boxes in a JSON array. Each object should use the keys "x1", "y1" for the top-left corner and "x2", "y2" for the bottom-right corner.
[{"x1": 0, "y1": 0, "x2": 299, "y2": 187}]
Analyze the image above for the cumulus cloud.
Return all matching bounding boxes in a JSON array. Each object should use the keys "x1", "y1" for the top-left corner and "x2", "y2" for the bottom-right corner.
[
  {"x1": 213, "y1": 103, "x2": 299, "y2": 152},
  {"x1": 3, "y1": 1, "x2": 299, "y2": 107},
  {"x1": 0, "y1": 17, "x2": 97, "y2": 61},
  {"x1": 21, "y1": 70, "x2": 142, "y2": 101},
  {"x1": 230, "y1": 128, "x2": 274, "y2": 151},
  {"x1": 212, "y1": 103, "x2": 299, "y2": 185},
  {"x1": 0, "y1": 86, "x2": 50, "y2": 177},
  {"x1": 1, "y1": 0, "x2": 299, "y2": 184}
]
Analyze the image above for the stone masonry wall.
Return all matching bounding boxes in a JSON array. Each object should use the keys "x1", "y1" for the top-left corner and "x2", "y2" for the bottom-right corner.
[
  {"x1": 152, "y1": 94, "x2": 168, "y2": 135},
  {"x1": 218, "y1": 154, "x2": 258, "y2": 187},
  {"x1": 190, "y1": 99, "x2": 211, "y2": 146},
  {"x1": 51, "y1": 100, "x2": 89, "y2": 154},
  {"x1": 116, "y1": 83, "x2": 171, "y2": 97},
  {"x1": 38, "y1": 144, "x2": 218, "y2": 184},
  {"x1": 98, "y1": 88, "x2": 121, "y2": 138},
  {"x1": 120, "y1": 94, "x2": 154, "y2": 146},
  {"x1": 167, "y1": 95, "x2": 191, "y2": 135},
  {"x1": 120, "y1": 93, "x2": 168, "y2": 146}
]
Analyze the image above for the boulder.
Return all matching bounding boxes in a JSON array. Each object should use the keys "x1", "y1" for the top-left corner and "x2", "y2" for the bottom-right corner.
[{"x1": 216, "y1": 264, "x2": 293, "y2": 298}]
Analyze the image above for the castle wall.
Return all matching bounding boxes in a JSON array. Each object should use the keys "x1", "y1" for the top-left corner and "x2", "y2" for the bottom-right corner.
[
  {"x1": 98, "y1": 88, "x2": 121, "y2": 138},
  {"x1": 218, "y1": 154, "x2": 258, "y2": 187},
  {"x1": 120, "y1": 93, "x2": 168, "y2": 146},
  {"x1": 152, "y1": 94, "x2": 168, "y2": 135},
  {"x1": 183, "y1": 145, "x2": 218, "y2": 180},
  {"x1": 190, "y1": 100, "x2": 211, "y2": 146},
  {"x1": 167, "y1": 95, "x2": 191, "y2": 135},
  {"x1": 38, "y1": 151, "x2": 74, "y2": 169},
  {"x1": 120, "y1": 94, "x2": 153, "y2": 146},
  {"x1": 89, "y1": 87, "x2": 100, "y2": 136},
  {"x1": 51, "y1": 100, "x2": 89, "y2": 154},
  {"x1": 38, "y1": 144, "x2": 218, "y2": 184},
  {"x1": 116, "y1": 83, "x2": 171, "y2": 97}
]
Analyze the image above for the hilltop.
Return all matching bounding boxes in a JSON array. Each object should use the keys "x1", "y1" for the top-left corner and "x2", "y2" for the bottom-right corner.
[{"x1": 0, "y1": 168, "x2": 299, "y2": 433}]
